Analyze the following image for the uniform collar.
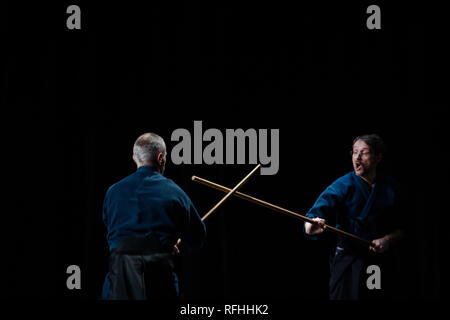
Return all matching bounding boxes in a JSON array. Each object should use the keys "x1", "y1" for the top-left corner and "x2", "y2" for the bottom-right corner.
[{"x1": 137, "y1": 165, "x2": 159, "y2": 173}]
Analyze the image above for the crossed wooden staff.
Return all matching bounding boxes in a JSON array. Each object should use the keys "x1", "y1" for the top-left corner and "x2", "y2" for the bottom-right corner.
[{"x1": 177, "y1": 164, "x2": 372, "y2": 248}]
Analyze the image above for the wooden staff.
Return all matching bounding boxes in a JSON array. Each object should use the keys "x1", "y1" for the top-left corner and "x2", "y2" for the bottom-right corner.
[
  {"x1": 175, "y1": 164, "x2": 261, "y2": 248},
  {"x1": 191, "y1": 175, "x2": 373, "y2": 248},
  {"x1": 201, "y1": 164, "x2": 261, "y2": 221}
]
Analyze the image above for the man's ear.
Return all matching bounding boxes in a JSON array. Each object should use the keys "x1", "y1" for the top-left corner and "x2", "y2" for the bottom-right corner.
[
  {"x1": 156, "y1": 152, "x2": 163, "y2": 165},
  {"x1": 132, "y1": 155, "x2": 138, "y2": 165}
]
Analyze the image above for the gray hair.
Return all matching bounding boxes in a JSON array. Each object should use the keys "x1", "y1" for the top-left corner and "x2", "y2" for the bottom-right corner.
[{"x1": 133, "y1": 133, "x2": 166, "y2": 165}]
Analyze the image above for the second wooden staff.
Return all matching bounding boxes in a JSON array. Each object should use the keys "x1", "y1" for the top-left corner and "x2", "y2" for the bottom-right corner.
[{"x1": 176, "y1": 164, "x2": 261, "y2": 248}]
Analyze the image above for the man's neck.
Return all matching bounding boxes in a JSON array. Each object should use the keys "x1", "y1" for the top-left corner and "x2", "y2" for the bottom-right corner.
[
  {"x1": 137, "y1": 163, "x2": 162, "y2": 174},
  {"x1": 360, "y1": 171, "x2": 376, "y2": 186}
]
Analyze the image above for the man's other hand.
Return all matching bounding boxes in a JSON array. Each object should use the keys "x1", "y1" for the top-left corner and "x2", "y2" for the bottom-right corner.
[{"x1": 305, "y1": 217, "x2": 327, "y2": 235}]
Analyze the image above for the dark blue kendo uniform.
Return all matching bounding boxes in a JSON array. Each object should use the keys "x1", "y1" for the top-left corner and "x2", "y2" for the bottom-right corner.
[
  {"x1": 304, "y1": 171, "x2": 405, "y2": 300},
  {"x1": 101, "y1": 165, "x2": 206, "y2": 300}
]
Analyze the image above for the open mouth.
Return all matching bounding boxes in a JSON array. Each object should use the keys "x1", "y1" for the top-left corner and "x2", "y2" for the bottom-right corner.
[{"x1": 355, "y1": 162, "x2": 362, "y2": 170}]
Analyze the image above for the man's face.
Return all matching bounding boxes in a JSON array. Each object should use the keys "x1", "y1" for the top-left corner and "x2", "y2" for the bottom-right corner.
[{"x1": 352, "y1": 140, "x2": 380, "y2": 177}]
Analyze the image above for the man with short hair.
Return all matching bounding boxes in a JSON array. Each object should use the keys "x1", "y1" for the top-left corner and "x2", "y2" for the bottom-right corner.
[
  {"x1": 101, "y1": 133, "x2": 206, "y2": 300},
  {"x1": 304, "y1": 134, "x2": 405, "y2": 300}
]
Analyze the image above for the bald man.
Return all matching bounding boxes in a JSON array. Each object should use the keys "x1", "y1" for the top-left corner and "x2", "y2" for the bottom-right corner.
[{"x1": 101, "y1": 133, "x2": 206, "y2": 300}]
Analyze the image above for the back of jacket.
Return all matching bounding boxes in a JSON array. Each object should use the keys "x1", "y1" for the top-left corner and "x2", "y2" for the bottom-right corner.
[{"x1": 103, "y1": 165, "x2": 206, "y2": 252}]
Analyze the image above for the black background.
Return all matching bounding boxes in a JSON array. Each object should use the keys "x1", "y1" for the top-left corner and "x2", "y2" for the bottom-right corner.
[{"x1": 2, "y1": 0, "x2": 446, "y2": 307}]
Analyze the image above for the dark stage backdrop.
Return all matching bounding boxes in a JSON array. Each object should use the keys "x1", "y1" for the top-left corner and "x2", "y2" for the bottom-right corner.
[{"x1": 2, "y1": 0, "x2": 446, "y2": 304}]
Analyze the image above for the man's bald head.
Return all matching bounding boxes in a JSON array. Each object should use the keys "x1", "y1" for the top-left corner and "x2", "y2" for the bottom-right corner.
[{"x1": 133, "y1": 133, "x2": 167, "y2": 173}]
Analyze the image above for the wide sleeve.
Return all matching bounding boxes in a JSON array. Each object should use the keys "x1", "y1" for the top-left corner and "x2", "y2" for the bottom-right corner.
[
  {"x1": 180, "y1": 199, "x2": 207, "y2": 252},
  {"x1": 304, "y1": 181, "x2": 347, "y2": 240},
  {"x1": 102, "y1": 187, "x2": 110, "y2": 228}
]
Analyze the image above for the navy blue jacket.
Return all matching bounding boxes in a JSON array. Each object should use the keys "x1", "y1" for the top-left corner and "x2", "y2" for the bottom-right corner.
[
  {"x1": 103, "y1": 165, "x2": 206, "y2": 252},
  {"x1": 305, "y1": 171, "x2": 405, "y2": 242}
]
